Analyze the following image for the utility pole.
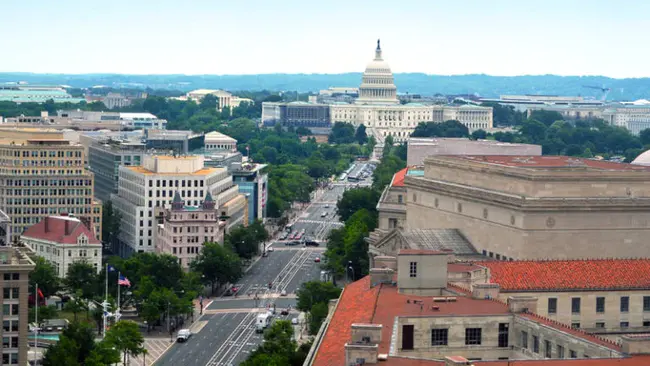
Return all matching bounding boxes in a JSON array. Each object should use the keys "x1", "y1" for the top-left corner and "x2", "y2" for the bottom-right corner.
[{"x1": 34, "y1": 283, "x2": 38, "y2": 364}]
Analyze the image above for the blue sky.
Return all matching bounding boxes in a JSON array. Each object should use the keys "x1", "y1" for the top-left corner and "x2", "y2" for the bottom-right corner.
[{"x1": 2, "y1": 0, "x2": 649, "y2": 77}]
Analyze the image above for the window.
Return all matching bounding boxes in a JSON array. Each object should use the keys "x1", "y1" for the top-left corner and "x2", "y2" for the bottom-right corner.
[
  {"x1": 520, "y1": 331, "x2": 528, "y2": 348},
  {"x1": 409, "y1": 262, "x2": 417, "y2": 278},
  {"x1": 548, "y1": 298, "x2": 557, "y2": 314},
  {"x1": 571, "y1": 297, "x2": 581, "y2": 314},
  {"x1": 532, "y1": 335, "x2": 539, "y2": 353},
  {"x1": 402, "y1": 324, "x2": 414, "y2": 350},
  {"x1": 431, "y1": 329, "x2": 448, "y2": 346},
  {"x1": 644, "y1": 296, "x2": 650, "y2": 311},
  {"x1": 570, "y1": 350, "x2": 577, "y2": 358},
  {"x1": 571, "y1": 322, "x2": 580, "y2": 328},
  {"x1": 498, "y1": 323, "x2": 509, "y2": 348},
  {"x1": 465, "y1": 328, "x2": 482, "y2": 345},
  {"x1": 389, "y1": 218, "x2": 398, "y2": 229},
  {"x1": 557, "y1": 345, "x2": 565, "y2": 358},
  {"x1": 544, "y1": 340, "x2": 552, "y2": 358},
  {"x1": 596, "y1": 297, "x2": 605, "y2": 313},
  {"x1": 595, "y1": 322, "x2": 605, "y2": 328},
  {"x1": 620, "y1": 322, "x2": 629, "y2": 328},
  {"x1": 644, "y1": 321, "x2": 650, "y2": 327},
  {"x1": 621, "y1": 296, "x2": 630, "y2": 312},
  {"x1": 397, "y1": 195, "x2": 403, "y2": 203}
]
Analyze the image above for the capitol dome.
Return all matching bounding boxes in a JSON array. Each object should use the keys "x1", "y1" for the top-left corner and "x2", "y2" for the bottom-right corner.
[
  {"x1": 355, "y1": 39, "x2": 399, "y2": 105},
  {"x1": 632, "y1": 150, "x2": 650, "y2": 166}
]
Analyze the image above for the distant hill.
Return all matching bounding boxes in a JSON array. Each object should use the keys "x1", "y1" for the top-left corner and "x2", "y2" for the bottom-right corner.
[{"x1": 1, "y1": 72, "x2": 649, "y2": 101}]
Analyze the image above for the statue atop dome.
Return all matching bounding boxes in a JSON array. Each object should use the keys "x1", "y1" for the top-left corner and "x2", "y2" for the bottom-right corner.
[{"x1": 377, "y1": 39, "x2": 381, "y2": 51}]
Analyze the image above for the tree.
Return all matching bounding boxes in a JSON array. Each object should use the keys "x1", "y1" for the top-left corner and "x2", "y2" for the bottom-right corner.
[
  {"x1": 104, "y1": 320, "x2": 146, "y2": 365},
  {"x1": 42, "y1": 335, "x2": 81, "y2": 366},
  {"x1": 41, "y1": 321, "x2": 115, "y2": 366},
  {"x1": 296, "y1": 281, "x2": 342, "y2": 311},
  {"x1": 355, "y1": 124, "x2": 368, "y2": 144},
  {"x1": 65, "y1": 261, "x2": 99, "y2": 299},
  {"x1": 470, "y1": 129, "x2": 487, "y2": 140},
  {"x1": 30, "y1": 256, "x2": 59, "y2": 298},
  {"x1": 328, "y1": 122, "x2": 356, "y2": 144},
  {"x1": 102, "y1": 201, "x2": 121, "y2": 246},
  {"x1": 227, "y1": 225, "x2": 260, "y2": 259},
  {"x1": 519, "y1": 119, "x2": 548, "y2": 144},
  {"x1": 336, "y1": 187, "x2": 380, "y2": 222},
  {"x1": 308, "y1": 302, "x2": 329, "y2": 335},
  {"x1": 64, "y1": 291, "x2": 88, "y2": 322},
  {"x1": 411, "y1": 120, "x2": 469, "y2": 138},
  {"x1": 640, "y1": 129, "x2": 650, "y2": 146},
  {"x1": 295, "y1": 126, "x2": 312, "y2": 136},
  {"x1": 191, "y1": 242, "x2": 242, "y2": 295},
  {"x1": 85, "y1": 341, "x2": 121, "y2": 366},
  {"x1": 29, "y1": 305, "x2": 58, "y2": 324},
  {"x1": 199, "y1": 94, "x2": 218, "y2": 110}
]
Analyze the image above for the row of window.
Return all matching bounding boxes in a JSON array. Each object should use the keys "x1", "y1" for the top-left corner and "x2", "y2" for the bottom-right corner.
[
  {"x1": 2, "y1": 319, "x2": 20, "y2": 332},
  {"x1": 2, "y1": 273, "x2": 20, "y2": 281},
  {"x1": 402, "y1": 324, "x2": 510, "y2": 350},
  {"x1": 149, "y1": 179, "x2": 204, "y2": 188},
  {"x1": 6, "y1": 179, "x2": 92, "y2": 187},
  {"x1": 2, "y1": 352, "x2": 19, "y2": 365},
  {"x1": 549, "y1": 295, "x2": 650, "y2": 315},
  {"x1": 2, "y1": 288, "x2": 19, "y2": 299},
  {"x1": 150, "y1": 189, "x2": 204, "y2": 199},
  {"x1": 2, "y1": 304, "x2": 19, "y2": 316},
  {"x1": 521, "y1": 331, "x2": 581, "y2": 359},
  {"x1": 2, "y1": 336, "x2": 19, "y2": 348},
  {"x1": 9, "y1": 150, "x2": 81, "y2": 158}
]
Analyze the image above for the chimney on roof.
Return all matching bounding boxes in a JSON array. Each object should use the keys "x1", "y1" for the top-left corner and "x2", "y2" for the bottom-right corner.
[
  {"x1": 65, "y1": 220, "x2": 72, "y2": 236},
  {"x1": 44, "y1": 216, "x2": 49, "y2": 233},
  {"x1": 445, "y1": 356, "x2": 474, "y2": 366},
  {"x1": 472, "y1": 283, "x2": 500, "y2": 300},
  {"x1": 345, "y1": 324, "x2": 381, "y2": 365},
  {"x1": 369, "y1": 268, "x2": 394, "y2": 288}
]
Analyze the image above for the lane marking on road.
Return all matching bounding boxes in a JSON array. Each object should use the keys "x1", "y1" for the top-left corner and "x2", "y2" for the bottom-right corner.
[{"x1": 189, "y1": 320, "x2": 208, "y2": 334}]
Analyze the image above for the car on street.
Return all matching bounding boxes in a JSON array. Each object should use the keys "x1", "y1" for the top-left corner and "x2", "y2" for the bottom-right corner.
[
  {"x1": 305, "y1": 241, "x2": 319, "y2": 247},
  {"x1": 268, "y1": 247, "x2": 274, "y2": 252},
  {"x1": 281, "y1": 308, "x2": 290, "y2": 315},
  {"x1": 224, "y1": 286, "x2": 239, "y2": 296},
  {"x1": 321, "y1": 212, "x2": 327, "y2": 217},
  {"x1": 324, "y1": 204, "x2": 330, "y2": 208},
  {"x1": 280, "y1": 290, "x2": 287, "y2": 296},
  {"x1": 176, "y1": 329, "x2": 192, "y2": 342},
  {"x1": 291, "y1": 318, "x2": 299, "y2": 325},
  {"x1": 314, "y1": 257, "x2": 321, "y2": 263},
  {"x1": 279, "y1": 232, "x2": 288, "y2": 240}
]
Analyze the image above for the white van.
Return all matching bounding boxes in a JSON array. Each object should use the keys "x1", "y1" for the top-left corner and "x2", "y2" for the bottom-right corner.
[
  {"x1": 256, "y1": 313, "x2": 272, "y2": 333},
  {"x1": 321, "y1": 212, "x2": 327, "y2": 218},
  {"x1": 177, "y1": 329, "x2": 192, "y2": 342}
]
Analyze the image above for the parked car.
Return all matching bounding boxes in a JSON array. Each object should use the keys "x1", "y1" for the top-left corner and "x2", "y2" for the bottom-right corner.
[
  {"x1": 281, "y1": 308, "x2": 290, "y2": 316},
  {"x1": 267, "y1": 247, "x2": 275, "y2": 252},
  {"x1": 305, "y1": 241, "x2": 319, "y2": 247},
  {"x1": 291, "y1": 318, "x2": 299, "y2": 325},
  {"x1": 280, "y1": 290, "x2": 287, "y2": 296},
  {"x1": 314, "y1": 257, "x2": 321, "y2": 263}
]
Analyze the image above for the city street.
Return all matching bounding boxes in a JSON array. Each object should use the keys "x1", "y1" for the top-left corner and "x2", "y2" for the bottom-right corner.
[{"x1": 153, "y1": 161, "x2": 373, "y2": 366}]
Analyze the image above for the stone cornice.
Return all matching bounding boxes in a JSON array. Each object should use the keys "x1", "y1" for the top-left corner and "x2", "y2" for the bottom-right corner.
[
  {"x1": 407, "y1": 176, "x2": 650, "y2": 211},
  {"x1": 424, "y1": 157, "x2": 650, "y2": 182}
]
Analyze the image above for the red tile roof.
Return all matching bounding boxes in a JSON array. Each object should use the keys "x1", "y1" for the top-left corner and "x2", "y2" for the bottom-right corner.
[
  {"x1": 455, "y1": 155, "x2": 650, "y2": 171},
  {"x1": 391, "y1": 167, "x2": 409, "y2": 187},
  {"x1": 312, "y1": 276, "x2": 380, "y2": 366},
  {"x1": 313, "y1": 276, "x2": 644, "y2": 366},
  {"x1": 22, "y1": 216, "x2": 100, "y2": 245},
  {"x1": 479, "y1": 259, "x2": 650, "y2": 291}
]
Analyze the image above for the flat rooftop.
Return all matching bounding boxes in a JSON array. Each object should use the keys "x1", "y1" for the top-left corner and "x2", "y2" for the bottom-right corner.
[
  {"x1": 125, "y1": 166, "x2": 216, "y2": 176},
  {"x1": 445, "y1": 155, "x2": 650, "y2": 172}
]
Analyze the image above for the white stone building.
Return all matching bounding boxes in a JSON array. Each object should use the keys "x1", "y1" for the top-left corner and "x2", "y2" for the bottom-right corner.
[
  {"x1": 178, "y1": 89, "x2": 254, "y2": 112},
  {"x1": 21, "y1": 215, "x2": 102, "y2": 277},
  {"x1": 111, "y1": 155, "x2": 243, "y2": 256},
  {"x1": 263, "y1": 40, "x2": 493, "y2": 142},
  {"x1": 204, "y1": 131, "x2": 237, "y2": 151}
]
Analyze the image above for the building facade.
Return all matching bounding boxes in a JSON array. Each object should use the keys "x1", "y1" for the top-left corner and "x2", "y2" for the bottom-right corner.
[
  {"x1": 405, "y1": 155, "x2": 650, "y2": 260},
  {"x1": 204, "y1": 131, "x2": 237, "y2": 151},
  {"x1": 0, "y1": 246, "x2": 35, "y2": 366},
  {"x1": 262, "y1": 41, "x2": 493, "y2": 141},
  {"x1": 178, "y1": 89, "x2": 254, "y2": 111},
  {"x1": 111, "y1": 155, "x2": 243, "y2": 256},
  {"x1": 155, "y1": 192, "x2": 226, "y2": 269},
  {"x1": 307, "y1": 250, "x2": 650, "y2": 366},
  {"x1": 0, "y1": 128, "x2": 102, "y2": 243},
  {"x1": 406, "y1": 137, "x2": 543, "y2": 168},
  {"x1": 88, "y1": 140, "x2": 146, "y2": 202},
  {"x1": 21, "y1": 215, "x2": 102, "y2": 277},
  {"x1": 230, "y1": 163, "x2": 267, "y2": 224},
  {"x1": 0, "y1": 84, "x2": 83, "y2": 104}
]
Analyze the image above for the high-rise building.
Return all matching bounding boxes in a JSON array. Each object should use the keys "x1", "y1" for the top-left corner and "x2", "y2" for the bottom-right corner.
[
  {"x1": 111, "y1": 155, "x2": 243, "y2": 256},
  {"x1": 230, "y1": 163, "x2": 268, "y2": 224},
  {"x1": 88, "y1": 139, "x2": 146, "y2": 202},
  {"x1": 0, "y1": 246, "x2": 35, "y2": 366},
  {"x1": 0, "y1": 128, "x2": 102, "y2": 243}
]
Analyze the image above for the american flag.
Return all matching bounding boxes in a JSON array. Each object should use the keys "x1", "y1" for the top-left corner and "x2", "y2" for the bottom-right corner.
[{"x1": 118, "y1": 274, "x2": 131, "y2": 287}]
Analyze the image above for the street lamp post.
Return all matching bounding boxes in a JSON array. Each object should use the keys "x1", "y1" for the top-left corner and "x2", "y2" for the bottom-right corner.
[
  {"x1": 348, "y1": 261, "x2": 355, "y2": 282},
  {"x1": 167, "y1": 300, "x2": 172, "y2": 342}
]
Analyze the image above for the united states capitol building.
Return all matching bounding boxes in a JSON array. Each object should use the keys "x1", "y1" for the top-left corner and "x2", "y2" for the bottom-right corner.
[{"x1": 262, "y1": 40, "x2": 493, "y2": 142}]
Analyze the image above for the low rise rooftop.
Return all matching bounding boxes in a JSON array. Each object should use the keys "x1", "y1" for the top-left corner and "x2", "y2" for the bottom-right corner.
[{"x1": 452, "y1": 155, "x2": 650, "y2": 172}]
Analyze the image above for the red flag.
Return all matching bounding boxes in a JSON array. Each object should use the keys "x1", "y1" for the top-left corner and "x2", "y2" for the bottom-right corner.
[{"x1": 37, "y1": 288, "x2": 44, "y2": 299}]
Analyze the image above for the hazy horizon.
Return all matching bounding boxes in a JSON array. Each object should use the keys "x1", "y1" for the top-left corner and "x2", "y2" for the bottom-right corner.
[{"x1": 3, "y1": 0, "x2": 649, "y2": 78}]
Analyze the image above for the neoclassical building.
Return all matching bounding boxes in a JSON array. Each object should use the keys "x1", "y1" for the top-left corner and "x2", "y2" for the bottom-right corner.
[{"x1": 262, "y1": 40, "x2": 493, "y2": 141}]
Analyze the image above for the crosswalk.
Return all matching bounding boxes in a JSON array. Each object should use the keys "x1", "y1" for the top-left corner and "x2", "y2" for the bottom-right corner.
[
  {"x1": 129, "y1": 338, "x2": 174, "y2": 366},
  {"x1": 296, "y1": 219, "x2": 344, "y2": 226}
]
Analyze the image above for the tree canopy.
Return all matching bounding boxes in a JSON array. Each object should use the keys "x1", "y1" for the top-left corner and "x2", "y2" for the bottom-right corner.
[{"x1": 411, "y1": 120, "x2": 469, "y2": 138}]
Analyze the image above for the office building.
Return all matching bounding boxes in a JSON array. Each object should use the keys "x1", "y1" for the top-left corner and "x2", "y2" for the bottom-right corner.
[
  {"x1": 155, "y1": 192, "x2": 227, "y2": 269},
  {"x1": 0, "y1": 246, "x2": 35, "y2": 366},
  {"x1": 262, "y1": 40, "x2": 493, "y2": 140},
  {"x1": 111, "y1": 155, "x2": 243, "y2": 256},
  {"x1": 144, "y1": 129, "x2": 204, "y2": 154},
  {"x1": 0, "y1": 128, "x2": 102, "y2": 243},
  {"x1": 307, "y1": 250, "x2": 650, "y2": 365},
  {"x1": 88, "y1": 139, "x2": 146, "y2": 202},
  {"x1": 230, "y1": 163, "x2": 268, "y2": 224},
  {"x1": 202, "y1": 151, "x2": 243, "y2": 169},
  {"x1": 405, "y1": 155, "x2": 650, "y2": 260},
  {"x1": 57, "y1": 110, "x2": 167, "y2": 130},
  {"x1": 0, "y1": 209, "x2": 10, "y2": 247},
  {"x1": 21, "y1": 215, "x2": 102, "y2": 277}
]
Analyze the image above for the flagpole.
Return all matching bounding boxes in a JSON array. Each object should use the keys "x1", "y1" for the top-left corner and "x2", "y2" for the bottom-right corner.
[
  {"x1": 34, "y1": 283, "x2": 38, "y2": 362},
  {"x1": 103, "y1": 263, "x2": 108, "y2": 338},
  {"x1": 117, "y1": 272, "x2": 121, "y2": 318}
]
